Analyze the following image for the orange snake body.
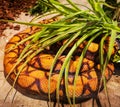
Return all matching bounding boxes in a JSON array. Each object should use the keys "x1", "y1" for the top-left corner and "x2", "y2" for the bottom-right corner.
[{"x1": 4, "y1": 18, "x2": 116, "y2": 104}]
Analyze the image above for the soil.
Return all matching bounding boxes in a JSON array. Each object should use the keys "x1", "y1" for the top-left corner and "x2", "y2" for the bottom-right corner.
[{"x1": 0, "y1": 0, "x2": 37, "y2": 36}]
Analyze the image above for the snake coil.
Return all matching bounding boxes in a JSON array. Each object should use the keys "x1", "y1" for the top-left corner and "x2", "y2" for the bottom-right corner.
[{"x1": 4, "y1": 18, "x2": 116, "y2": 104}]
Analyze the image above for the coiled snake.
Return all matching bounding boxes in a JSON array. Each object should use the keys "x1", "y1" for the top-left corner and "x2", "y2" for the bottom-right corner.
[{"x1": 4, "y1": 18, "x2": 117, "y2": 104}]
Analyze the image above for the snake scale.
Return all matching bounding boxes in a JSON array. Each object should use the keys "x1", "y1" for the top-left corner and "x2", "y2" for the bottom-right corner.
[{"x1": 3, "y1": 18, "x2": 117, "y2": 104}]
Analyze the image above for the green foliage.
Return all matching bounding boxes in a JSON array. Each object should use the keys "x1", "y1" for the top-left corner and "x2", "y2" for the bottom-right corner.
[
  {"x1": 30, "y1": 0, "x2": 58, "y2": 15},
  {"x1": 103, "y1": 0, "x2": 120, "y2": 20}
]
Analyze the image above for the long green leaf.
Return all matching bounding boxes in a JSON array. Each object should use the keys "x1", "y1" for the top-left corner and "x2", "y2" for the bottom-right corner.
[{"x1": 73, "y1": 30, "x2": 102, "y2": 105}]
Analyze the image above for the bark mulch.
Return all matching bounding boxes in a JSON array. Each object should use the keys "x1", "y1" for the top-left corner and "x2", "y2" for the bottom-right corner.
[{"x1": 0, "y1": 0, "x2": 37, "y2": 36}]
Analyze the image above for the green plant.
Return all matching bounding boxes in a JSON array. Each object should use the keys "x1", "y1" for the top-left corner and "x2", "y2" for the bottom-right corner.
[{"x1": 30, "y1": 0, "x2": 59, "y2": 15}]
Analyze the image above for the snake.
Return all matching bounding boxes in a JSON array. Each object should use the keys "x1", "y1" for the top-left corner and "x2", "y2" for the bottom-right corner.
[{"x1": 3, "y1": 18, "x2": 117, "y2": 104}]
